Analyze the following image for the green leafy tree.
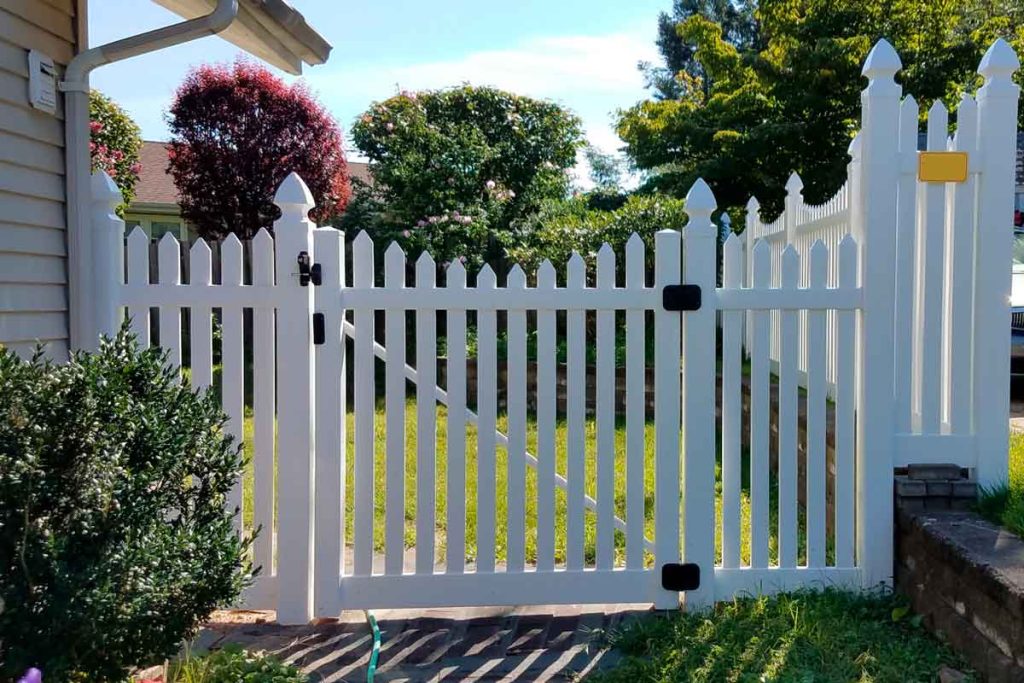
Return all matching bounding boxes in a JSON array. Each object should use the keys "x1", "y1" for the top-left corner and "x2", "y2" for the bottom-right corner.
[
  {"x1": 621, "y1": 0, "x2": 1024, "y2": 218},
  {"x1": 89, "y1": 91, "x2": 142, "y2": 215},
  {"x1": 347, "y1": 86, "x2": 584, "y2": 267}
]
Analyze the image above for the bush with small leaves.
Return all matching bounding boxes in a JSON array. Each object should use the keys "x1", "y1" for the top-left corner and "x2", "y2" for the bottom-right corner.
[
  {"x1": 0, "y1": 325, "x2": 252, "y2": 682},
  {"x1": 168, "y1": 646, "x2": 308, "y2": 683}
]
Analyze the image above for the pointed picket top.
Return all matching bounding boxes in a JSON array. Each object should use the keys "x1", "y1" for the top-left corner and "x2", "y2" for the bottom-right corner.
[
  {"x1": 838, "y1": 234, "x2": 859, "y2": 287},
  {"x1": 862, "y1": 38, "x2": 902, "y2": 80},
  {"x1": 809, "y1": 239, "x2": 829, "y2": 284},
  {"x1": 597, "y1": 242, "x2": 615, "y2": 267},
  {"x1": 746, "y1": 196, "x2": 760, "y2": 213},
  {"x1": 384, "y1": 241, "x2": 406, "y2": 285},
  {"x1": 785, "y1": 172, "x2": 804, "y2": 194},
  {"x1": 684, "y1": 177, "x2": 717, "y2": 217},
  {"x1": 720, "y1": 213, "x2": 731, "y2": 228},
  {"x1": 625, "y1": 234, "x2": 645, "y2": 287},
  {"x1": 446, "y1": 256, "x2": 466, "y2": 287},
  {"x1": 898, "y1": 97, "x2": 919, "y2": 148},
  {"x1": 781, "y1": 244, "x2": 800, "y2": 288},
  {"x1": 90, "y1": 169, "x2": 122, "y2": 207},
  {"x1": 978, "y1": 38, "x2": 1020, "y2": 82},
  {"x1": 274, "y1": 171, "x2": 315, "y2": 213},
  {"x1": 223, "y1": 231, "x2": 243, "y2": 252},
  {"x1": 222, "y1": 232, "x2": 243, "y2": 284},
  {"x1": 537, "y1": 259, "x2": 556, "y2": 288},
  {"x1": 926, "y1": 99, "x2": 949, "y2": 148},
  {"x1": 415, "y1": 250, "x2": 436, "y2": 283},
  {"x1": 353, "y1": 229, "x2": 374, "y2": 251},
  {"x1": 507, "y1": 264, "x2": 527, "y2": 289},
  {"x1": 190, "y1": 236, "x2": 212, "y2": 260},
  {"x1": 626, "y1": 232, "x2": 645, "y2": 252},
  {"x1": 596, "y1": 243, "x2": 615, "y2": 288},
  {"x1": 751, "y1": 237, "x2": 771, "y2": 284},
  {"x1": 158, "y1": 229, "x2": 179, "y2": 253},
  {"x1": 723, "y1": 232, "x2": 743, "y2": 282},
  {"x1": 477, "y1": 263, "x2": 496, "y2": 288},
  {"x1": 954, "y1": 93, "x2": 978, "y2": 149},
  {"x1": 253, "y1": 226, "x2": 273, "y2": 249},
  {"x1": 567, "y1": 251, "x2": 586, "y2": 286},
  {"x1": 128, "y1": 224, "x2": 148, "y2": 245}
]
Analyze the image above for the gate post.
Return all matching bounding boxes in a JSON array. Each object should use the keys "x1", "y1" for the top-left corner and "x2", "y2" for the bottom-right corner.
[
  {"x1": 90, "y1": 170, "x2": 124, "y2": 347},
  {"x1": 856, "y1": 40, "x2": 902, "y2": 589},
  {"x1": 973, "y1": 40, "x2": 1020, "y2": 489},
  {"x1": 273, "y1": 173, "x2": 317, "y2": 624},
  {"x1": 682, "y1": 179, "x2": 719, "y2": 610}
]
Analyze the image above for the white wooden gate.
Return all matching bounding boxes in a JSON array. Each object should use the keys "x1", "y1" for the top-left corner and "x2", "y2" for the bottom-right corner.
[{"x1": 89, "y1": 39, "x2": 1019, "y2": 624}]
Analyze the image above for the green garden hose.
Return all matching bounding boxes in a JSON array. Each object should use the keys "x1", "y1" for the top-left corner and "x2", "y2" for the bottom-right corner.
[{"x1": 365, "y1": 609, "x2": 381, "y2": 683}]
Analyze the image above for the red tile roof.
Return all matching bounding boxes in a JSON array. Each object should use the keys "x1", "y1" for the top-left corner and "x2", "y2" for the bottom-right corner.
[{"x1": 133, "y1": 140, "x2": 371, "y2": 206}]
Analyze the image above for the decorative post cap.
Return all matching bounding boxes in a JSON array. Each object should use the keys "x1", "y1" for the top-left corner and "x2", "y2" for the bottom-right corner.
[
  {"x1": 90, "y1": 170, "x2": 122, "y2": 206},
  {"x1": 746, "y1": 196, "x2": 760, "y2": 212},
  {"x1": 978, "y1": 38, "x2": 1020, "y2": 82},
  {"x1": 274, "y1": 171, "x2": 315, "y2": 215},
  {"x1": 684, "y1": 178, "x2": 717, "y2": 216},
  {"x1": 847, "y1": 132, "x2": 862, "y2": 156},
  {"x1": 861, "y1": 38, "x2": 902, "y2": 80},
  {"x1": 785, "y1": 172, "x2": 804, "y2": 193}
]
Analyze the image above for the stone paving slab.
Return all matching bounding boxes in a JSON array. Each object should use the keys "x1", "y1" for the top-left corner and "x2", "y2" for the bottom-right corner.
[{"x1": 196, "y1": 603, "x2": 648, "y2": 682}]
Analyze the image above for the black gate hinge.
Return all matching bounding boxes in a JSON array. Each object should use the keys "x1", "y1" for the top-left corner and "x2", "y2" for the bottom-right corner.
[
  {"x1": 297, "y1": 251, "x2": 322, "y2": 287},
  {"x1": 312, "y1": 313, "x2": 325, "y2": 345},
  {"x1": 662, "y1": 284, "x2": 701, "y2": 311},
  {"x1": 661, "y1": 563, "x2": 700, "y2": 591}
]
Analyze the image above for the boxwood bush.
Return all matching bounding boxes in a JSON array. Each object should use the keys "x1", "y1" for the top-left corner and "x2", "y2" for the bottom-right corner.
[{"x1": 0, "y1": 327, "x2": 252, "y2": 682}]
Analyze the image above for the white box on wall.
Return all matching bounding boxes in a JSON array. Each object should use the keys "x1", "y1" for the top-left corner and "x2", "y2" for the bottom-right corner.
[{"x1": 28, "y1": 50, "x2": 57, "y2": 115}]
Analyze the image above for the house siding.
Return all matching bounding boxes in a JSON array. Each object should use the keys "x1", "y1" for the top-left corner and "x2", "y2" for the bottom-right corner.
[{"x1": 0, "y1": 0, "x2": 77, "y2": 359}]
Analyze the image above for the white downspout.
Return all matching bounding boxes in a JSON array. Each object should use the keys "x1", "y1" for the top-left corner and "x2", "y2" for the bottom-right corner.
[{"x1": 62, "y1": 0, "x2": 239, "y2": 351}]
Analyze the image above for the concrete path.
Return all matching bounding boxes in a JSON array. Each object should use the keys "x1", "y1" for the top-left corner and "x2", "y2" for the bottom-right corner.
[{"x1": 194, "y1": 603, "x2": 649, "y2": 682}]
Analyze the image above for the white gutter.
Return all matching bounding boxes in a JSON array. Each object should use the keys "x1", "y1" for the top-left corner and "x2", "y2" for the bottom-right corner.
[{"x1": 61, "y1": 0, "x2": 239, "y2": 351}]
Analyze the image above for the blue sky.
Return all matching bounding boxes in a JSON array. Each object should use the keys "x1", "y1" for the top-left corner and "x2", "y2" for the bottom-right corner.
[{"x1": 88, "y1": 0, "x2": 666, "y2": 177}]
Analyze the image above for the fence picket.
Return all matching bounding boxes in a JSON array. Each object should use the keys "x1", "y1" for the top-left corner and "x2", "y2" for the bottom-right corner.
[
  {"x1": 127, "y1": 227, "x2": 150, "y2": 345},
  {"x1": 445, "y1": 260, "x2": 468, "y2": 574},
  {"x1": 221, "y1": 234, "x2": 245, "y2": 531},
  {"x1": 750, "y1": 240, "x2": 771, "y2": 569},
  {"x1": 894, "y1": 97, "x2": 919, "y2": 433},
  {"x1": 189, "y1": 240, "x2": 213, "y2": 391},
  {"x1": 806, "y1": 241, "x2": 828, "y2": 568},
  {"x1": 946, "y1": 94, "x2": 978, "y2": 434},
  {"x1": 384, "y1": 242, "x2": 407, "y2": 577},
  {"x1": 313, "y1": 226, "x2": 344, "y2": 615},
  {"x1": 157, "y1": 233, "x2": 181, "y2": 381},
  {"x1": 595, "y1": 245, "x2": 616, "y2": 571},
  {"x1": 506, "y1": 265, "x2": 528, "y2": 573},
  {"x1": 654, "y1": 230, "x2": 681, "y2": 607},
  {"x1": 252, "y1": 229, "x2": 276, "y2": 578},
  {"x1": 352, "y1": 232, "x2": 376, "y2": 578},
  {"x1": 415, "y1": 253, "x2": 438, "y2": 575},
  {"x1": 566, "y1": 253, "x2": 587, "y2": 571},
  {"x1": 535, "y1": 260, "x2": 557, "y2": 572},
  {"x1": 836, "y1": 235, "x2": 858, "y2": 567},
  {"x1": 721, "y1": 234, "x2": 743, "y2": 569},
  {"x1": 624, "y1": 236, "x2": 646, "y2": 571},
  {"x1": 477, "y1": 265, "x2": 498, "y2": 573},
  {"x1": 778, "y1": 246, "x2": 799, "y2": 568}
]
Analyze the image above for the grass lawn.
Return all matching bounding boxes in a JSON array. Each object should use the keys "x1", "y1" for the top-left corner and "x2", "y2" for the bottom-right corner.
[
  {"x1": 977, "y1": 430, "x2": 1024, "y2": 534},
  {"x1": 586, "y1": 589, "x2": 973, "y2": 682},
  {"x1": 241, "y1": 400, "x2": 820, "y2": 568}
]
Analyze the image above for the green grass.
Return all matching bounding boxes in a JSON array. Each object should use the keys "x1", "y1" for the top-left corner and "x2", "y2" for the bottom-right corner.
[
  {"x1": 586, "y1": 589, "x2": 973, "y2": 683},
  {"x1": 240, "y1": 401, "x2": 823, "y2": 568},
  {"x1": 977, "y1": 431, "x2": 1024, "y2": 534}
]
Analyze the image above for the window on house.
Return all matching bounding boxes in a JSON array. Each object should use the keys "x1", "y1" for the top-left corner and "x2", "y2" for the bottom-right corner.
[{"x1": 151, "y1": 222, "x2": 182, "y2": 240}]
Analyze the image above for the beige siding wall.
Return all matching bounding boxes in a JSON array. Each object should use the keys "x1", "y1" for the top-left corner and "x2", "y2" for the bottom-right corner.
[{"x1": 0, "y1": 0, "x2": 76, "y2": 359}]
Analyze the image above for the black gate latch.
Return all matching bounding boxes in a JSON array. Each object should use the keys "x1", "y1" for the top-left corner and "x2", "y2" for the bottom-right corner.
[
  {"x1": 297, "y1": 251, "x2": 322, "y2": 287},
  {"x1": 661, "y1": 563, "x2": 700, "y2": 591},
  {"x1": 662, "y1": 284, "x2": 701, "y2": 311},
  {"x1": 312, "y1": 313, "x2": 325, "y2": 345}
]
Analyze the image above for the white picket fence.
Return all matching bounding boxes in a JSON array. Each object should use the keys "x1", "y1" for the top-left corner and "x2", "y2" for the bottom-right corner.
[{"x1": 85, "y1": 39, "x2": 1019, "y2": 623}]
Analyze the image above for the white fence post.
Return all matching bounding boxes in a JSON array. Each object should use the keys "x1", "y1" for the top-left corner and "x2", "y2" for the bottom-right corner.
[
  {"x1": 973, "y1": 40, "x2": 1020, "y2": 488},
  {"x1": 744, "y1": 197, "x2": 759, "y2": 354},
  {"x1": 273, "y1": 172, "x2": 317, "y2": 624},
  {"x1": 682, "y1": 179, "x2": 718, "y2": 610},
  {"x1": 856, "y1": 39, "x2": 902, "y2": 589},
  {"x1": 784, "y1": 173, "x2": 804, "y2": 243},
  {"x1": 90, "y1": 170, "x2": 124, "y2": 346}
]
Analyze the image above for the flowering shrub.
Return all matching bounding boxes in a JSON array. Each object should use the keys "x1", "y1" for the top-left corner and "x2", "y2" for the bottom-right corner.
[
  {"x1": 167, "y1": 646, "x2": 308, "y2": 683},
  {"x1": 509, "y1": 193, "x2": 688, "y2": 281},
  {"x1": 168, "y1": 59, "x2": 350, "y2": 240},
  {"x1": 345, "y1": 85, "x2": 583, "y2": 268},
  {"x1": 89, "y1": 91, "x2": 142, "y2": 214},
  {"x1": 0, "y1": 325, "x2": 252, "y2": 682}
]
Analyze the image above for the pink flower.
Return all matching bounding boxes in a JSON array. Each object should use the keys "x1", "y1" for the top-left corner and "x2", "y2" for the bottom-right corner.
[
  {"x1": 485, "y1": 180, "x2": 496, "y2": 190},
  {"x1": 416, "y1": 220, "x2": 427, "y2": 227},
  {"x1": 452, "y1": 210, "x2": 461, "y2": 219},
  {"x1": 385, "y1": 122, "x2": 395, "y2": 132},
  {"x1": 89, "y1": 121, "x2": 103, "y2": 135},
  {"x1": 402, "y1": 230, "x2": 410, "y2": 238}
]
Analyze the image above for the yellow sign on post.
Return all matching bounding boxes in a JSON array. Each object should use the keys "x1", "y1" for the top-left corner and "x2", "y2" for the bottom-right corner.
[{"x1": 918, "y1": 151, "x2": 969, "y2": 183}]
